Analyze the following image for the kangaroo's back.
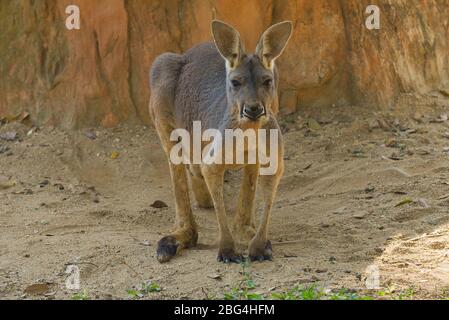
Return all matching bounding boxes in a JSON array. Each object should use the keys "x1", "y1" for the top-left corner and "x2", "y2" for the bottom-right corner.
[{"x1": 150, "y1": 42, "x2": 228, "y2": 132}]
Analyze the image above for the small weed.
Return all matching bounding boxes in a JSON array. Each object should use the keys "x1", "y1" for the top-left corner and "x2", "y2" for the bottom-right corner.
[
  {"x1": 142, "y1": 282, "x2": 162, "y2": 293},
  {"x1": 127, "y1": 281, "x2": 162, "y2": 299},
  {"x1": 377, "y1": 285, "x2": 415, "y2": 300},
  {"x1": 220, "y1": 262, "x2": 418, "y2": 301},
  {"x1": 126, "y1": 289, "x2": 142, "y2": 299},
  {"x1": 223, "y1": 261, "x2": 264, "y2": 300},
  {"x1": 329, "y1": 288, "x2": 373, "y2": 300},
  {"x1": 72, "y1": 289, "x2": 90, "y2": 300},
  {"x1": 271, "y1": 285, "x2": 325, "y2": 300},
  {"x1": 272, "y1": 286, "x2": 376, "y2": 300},
  {"x1": 395, "y1": 288, "x2": 415, "y2": 300}
]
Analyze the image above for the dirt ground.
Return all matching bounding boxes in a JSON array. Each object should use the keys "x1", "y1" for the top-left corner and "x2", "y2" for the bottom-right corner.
[{"x1": 1, "y1": 92, "x2": 448, "y2": 300}]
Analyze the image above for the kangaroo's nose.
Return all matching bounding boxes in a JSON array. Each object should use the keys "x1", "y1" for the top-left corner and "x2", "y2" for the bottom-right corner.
[{"x1": 242, "y1": 103, "x2": 265, "y2": 120}]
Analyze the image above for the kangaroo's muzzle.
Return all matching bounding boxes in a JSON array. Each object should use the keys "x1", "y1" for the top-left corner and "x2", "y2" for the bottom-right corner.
[{"x1": 241, "y1": 103, "x2": 266, "y2": 121}]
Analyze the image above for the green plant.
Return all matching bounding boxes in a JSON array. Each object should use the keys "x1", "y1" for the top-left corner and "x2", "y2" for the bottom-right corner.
[
  {"x1": 377, "y1": 285, "x2": 415, "y2": 300},
  {"x1": 329, "y1": 288, "x2": 373, "y2": 300},
  {"x1": 272, "y1": 286, "x2": 377, "y2": 300},
  {"x1": 271, "y1": 285, "x2": 325, "y2": 300},
  {"x1": 126, "y1": 289, "x2": 143, "y2": 299},
  {"x1": 223, "y1": 261, "x2": 264, "y2": 300},
  {"x1": 142, "y1": 282, "x2": 162, "y2": 293},
  {"x1": 395, "y1": 288, "x2": 415, "y2": 300},
  {"x1": 72, "y1": 289, "x2": 90, "y2": 300},
  {"x1": 127, "y1": 281, "x2": 162, "y2": 299}
]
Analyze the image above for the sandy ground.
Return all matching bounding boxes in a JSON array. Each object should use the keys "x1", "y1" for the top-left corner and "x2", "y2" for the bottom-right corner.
[{"x1": 1, "y1": 92, "x2": 449, "y2": 300}]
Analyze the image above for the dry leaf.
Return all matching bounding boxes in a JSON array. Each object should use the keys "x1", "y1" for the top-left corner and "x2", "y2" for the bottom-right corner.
[
  {"x1": 24, "y1": 283, "x2": 51, "y2": 296},
  {"x1": 395, "y1": 198, "x2": 413, "y2": 207},
  {"x1": 111, "y1": 151, "x2": 120, "y2": 159}
]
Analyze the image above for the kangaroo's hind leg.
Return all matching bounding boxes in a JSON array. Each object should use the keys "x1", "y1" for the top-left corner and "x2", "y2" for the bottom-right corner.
[
  {"x1": 188, "y1": 165, "x2": 213, "y2": 209},
  {"x1": 151, "y1": 105, "x2": 198, "y2": 263},
  {"x1": 149, "y1": 53, "x2": 198, "y2": 263}
]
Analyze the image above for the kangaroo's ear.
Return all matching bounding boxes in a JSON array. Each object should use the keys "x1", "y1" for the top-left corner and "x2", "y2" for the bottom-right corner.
[
  {"x1": 256, "y1": 21, "x2": 293, "y2": 70},
  {"x1": 211, "y1": 20, "x2": 245, "y2": 69}
]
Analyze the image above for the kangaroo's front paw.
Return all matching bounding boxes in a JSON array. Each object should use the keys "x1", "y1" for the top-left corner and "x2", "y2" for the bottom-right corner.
[
  {"x1": 156, "y1": 236, "x2": 179, "y2": 263},
  {"x1": 249, "y1": 240, "x2": 273, "y2": 262},
  {"x1": 217, "y1": 247, "x2": 244, "y2": 264}
]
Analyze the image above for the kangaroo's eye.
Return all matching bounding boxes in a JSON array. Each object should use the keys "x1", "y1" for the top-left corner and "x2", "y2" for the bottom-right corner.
[
  {"x1": 263, "y1": 79, "x2": 273, "y2": 87},
  {"x1": 231, "y1": 80, "x2": 242, "y2": 88}
]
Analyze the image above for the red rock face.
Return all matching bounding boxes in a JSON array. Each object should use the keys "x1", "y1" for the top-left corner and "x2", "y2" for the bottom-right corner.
[{"x1": 0, "y1": 0, "x2": 448, "y2": 128}]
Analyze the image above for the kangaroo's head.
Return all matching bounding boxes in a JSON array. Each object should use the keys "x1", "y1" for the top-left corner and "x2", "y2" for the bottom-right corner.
[{"x1": 212, "y1": 20, "x2": 293, "y2": 125}]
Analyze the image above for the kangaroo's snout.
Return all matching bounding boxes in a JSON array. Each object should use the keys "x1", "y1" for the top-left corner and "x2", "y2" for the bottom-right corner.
[{"x1": 241, "y1": 103, "x2": 265, "y2": 121}]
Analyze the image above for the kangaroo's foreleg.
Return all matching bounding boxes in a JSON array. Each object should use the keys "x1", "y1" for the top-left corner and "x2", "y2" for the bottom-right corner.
[
  {"x1": 248, "y1": 155, "x2": 284, "y2": 261},
  {"x1": 202, "y1": 164, "x2": 243, "y2": 263},
  {"x1": 233, "y1": 164, "x2": 259, "y2": 243}
]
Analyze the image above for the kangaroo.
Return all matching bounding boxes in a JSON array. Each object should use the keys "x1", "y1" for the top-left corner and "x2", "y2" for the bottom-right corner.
[{"x1": 149, "y1": 20, "x2": 292, "y2": 263}]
